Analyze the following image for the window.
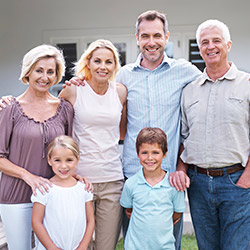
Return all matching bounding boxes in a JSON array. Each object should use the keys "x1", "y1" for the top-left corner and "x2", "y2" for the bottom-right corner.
[{"x1": 189, "y1": 39, "x2": 205, "y2": 71}]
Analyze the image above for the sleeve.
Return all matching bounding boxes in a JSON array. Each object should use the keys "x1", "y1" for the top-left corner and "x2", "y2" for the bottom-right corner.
[
  {"x1": 85, "y1": 190, "x2": 93, "y2": 203},
  {"x1": 172, "y1": 190, "x2": 186, "y2": 213},
  {"x1": 180, "y1": 89, "x2": 189, "y2": 142},
  {"x1": 62, "y1": 99, "x2": 74, "y2": 136},
  {"x1": 120, "y1": 181, "x2": 132, "y2": 208},
  {"x1": 31, "y1": 188, "x2": 48, "y2": 206},
  {"x1": 0, "y1": 102, "x2": 15, "y2": 158}
]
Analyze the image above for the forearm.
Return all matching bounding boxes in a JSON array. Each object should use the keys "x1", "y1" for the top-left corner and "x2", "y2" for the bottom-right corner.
[
  {"x1": 0, "y1": 157, "x2": 29, "y2": 180},
  {"x1": 173, "y1": 212, "x2": 182, "y2": 225},
  {"x1": 77, "y1": 202, "x2": 95, "y2": 250},
  {"x1": 176, "y1": 144, "x2": 188, "y2": 172},
  {"x1": 236, "y1": 156, "x2": 250, "y2": 188}
]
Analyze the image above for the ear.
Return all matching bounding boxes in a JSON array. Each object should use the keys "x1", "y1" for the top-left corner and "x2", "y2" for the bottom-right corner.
[
  {"x1": 136, "y1": 33, "x2": 139, "y2": 46},
  {"x1": 47, "y1": 157, "x2": 52, "y2": 166},
  {"x1": 227, "y1": 41, "x2": 232, "y2": 51},
  {"x1": 163, "y1": 152, "x2": 167, "y2": 159},
  {"x1": 165, "y1": 31, "x2": 170, "y2": 45}
]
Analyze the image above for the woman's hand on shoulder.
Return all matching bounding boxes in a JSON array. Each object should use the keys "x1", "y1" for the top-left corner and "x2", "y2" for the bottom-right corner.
[
  {"x1": 73, "y1": 173, "x2": 94, "y2": 192},
  {"x1": 64, "y1": 76, "x2": 85, "y2": 88},
  {"x1": 0, "y1": 95, "x2": 13, "y2": 110},
  {"x1": 22, "y1": 171, "x2": 52, "y2": 196}
]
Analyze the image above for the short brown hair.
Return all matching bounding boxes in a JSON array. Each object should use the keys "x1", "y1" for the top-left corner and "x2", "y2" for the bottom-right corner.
[
  {"x1": 136, "y1": 127, "x2": 167, "y2": 155},
  {"x1": 136, "y1": 10, "x2": 168, "y2": 36}
]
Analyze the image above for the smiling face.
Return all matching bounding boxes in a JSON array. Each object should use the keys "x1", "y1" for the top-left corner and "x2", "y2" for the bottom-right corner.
[
  {"x1": 27, "y1": 57, "x2": 57, "y2": 92},
  {"x1": 199, "y1": 26, "x2": 232, "y2": 68},
  {"x1": 48, "y1": 146, "x2": 79, "y2": 183},
  {"x1": 136, "y1": 18, "x2": 169, "y2": 70},
  {"x1": 87, "y1": 47, "x2": 116, "y2": 82},
  {"x1": 137, "y1": 143, "x2": 166, "y2": 174}
]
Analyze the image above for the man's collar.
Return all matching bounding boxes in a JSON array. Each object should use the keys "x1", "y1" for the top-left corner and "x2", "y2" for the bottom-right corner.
[
  {"x1": 200, "y1": 62, "x2": 237, "y2": 85},
  {"x1": 132, "y1": 52, "x2": 172, "y2": 71}
]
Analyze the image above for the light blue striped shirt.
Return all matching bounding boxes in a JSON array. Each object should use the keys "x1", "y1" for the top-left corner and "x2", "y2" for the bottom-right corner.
[{"x1": 116, "y1": 53, "x2": 201, "y2": 178}]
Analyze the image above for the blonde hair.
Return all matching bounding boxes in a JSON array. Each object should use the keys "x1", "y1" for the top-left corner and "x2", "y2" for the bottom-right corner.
[
  {"x1": 19, "y1": 44, "x2": 65, "y2": 85},
  {"x1": 75, "y1": 39, "x2": 120, "y2": 82},
  {"x1": 48, "y1": 135, "x2": 80, "y2": 160}
]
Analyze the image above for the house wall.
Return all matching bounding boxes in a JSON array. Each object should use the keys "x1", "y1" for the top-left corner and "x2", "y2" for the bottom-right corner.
[{"x1": 0, "y1": 0, "x2": 249, "y2": 96}]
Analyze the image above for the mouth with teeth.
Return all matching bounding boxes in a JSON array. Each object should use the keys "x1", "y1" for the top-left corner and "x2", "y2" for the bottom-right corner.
[
  {"x1": 59, "y1": 170, "x2": 69, "y2": 175},
  {"x1": 97, "y1": 71, "x2": 108, "y2": 76},
  {"x1": 207, "y1": 51, "x2": 219, "y2": 56},
  {"x1": 146, "y1": 47, "x2": 158, "y2": 53}
]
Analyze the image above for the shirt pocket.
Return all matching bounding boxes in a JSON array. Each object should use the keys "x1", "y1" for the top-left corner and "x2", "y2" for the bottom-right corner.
[{"x1": 226, "y1": 94, "x2": 246, "y2": 123}]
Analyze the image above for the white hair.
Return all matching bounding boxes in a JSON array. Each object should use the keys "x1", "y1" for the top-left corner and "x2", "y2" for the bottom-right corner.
[{"x1": 196, "y1": 19, "x2": 231, "y2": 47}]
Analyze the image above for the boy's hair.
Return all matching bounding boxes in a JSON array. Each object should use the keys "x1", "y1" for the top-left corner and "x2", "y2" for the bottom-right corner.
[
  {"x1": 48, "y1": 135, "x2": 80, "y2": 159},
  {"x1": 136, "y1": 127, "x2": 167, "y2": 155}
]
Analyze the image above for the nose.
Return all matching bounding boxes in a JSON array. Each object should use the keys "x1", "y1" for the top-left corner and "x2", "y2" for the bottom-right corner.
[
  {"x1": 207, "y1": 41, "x2": 215, "y2": 49},
  {"x1": 41, "y1": 72, "x2": 49, "y2": 80},
  {"x1": 148, "y1": 36, "x2": 155, "y2": 46}
]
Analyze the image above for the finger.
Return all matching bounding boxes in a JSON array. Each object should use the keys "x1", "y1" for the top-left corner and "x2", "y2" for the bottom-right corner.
[
  {"x1": 185, "y1": 176, "x2": 190, "y2": 188},
  {"x1": 32, "y1": 187, "x2": 37, "y2": 196},
  {"x1": 65, "y1": 80, "x2": 72, "y2": 87}
]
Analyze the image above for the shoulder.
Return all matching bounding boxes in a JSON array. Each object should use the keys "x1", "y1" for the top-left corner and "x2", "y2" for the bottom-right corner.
[
  {"x1": 0, "y1": 98, "x2": 20, "y2": 118},
  {"x1": 58, "y1": 85, "x2": 77, "y2": 106},
  {"x1": 115, "y1": 82, "x2": 127, "y2": 104}
]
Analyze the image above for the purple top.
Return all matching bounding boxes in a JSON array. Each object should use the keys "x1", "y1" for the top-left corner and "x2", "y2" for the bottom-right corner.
[{"x1": 0, "y1": 98, "x2": 73, "y2": 204}]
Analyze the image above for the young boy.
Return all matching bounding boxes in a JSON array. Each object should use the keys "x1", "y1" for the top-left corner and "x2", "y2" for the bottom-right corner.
[{"x1": 120, "y1": 127, "x2": 186, "y2": 250}]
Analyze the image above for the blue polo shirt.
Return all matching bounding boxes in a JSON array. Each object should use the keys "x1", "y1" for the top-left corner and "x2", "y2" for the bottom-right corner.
[{"x1": 120, "y1": 169, "x2": 186, "y2": 250}]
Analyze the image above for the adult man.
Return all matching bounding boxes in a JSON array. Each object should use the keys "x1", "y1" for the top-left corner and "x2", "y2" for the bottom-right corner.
[
  {"x1": 115, "y1": 10, "x2": 200, "y2": 249},
  {"x1": 65, "y1": 10, "x2": 201, "y2": 249},
  {"x1": 172, "y1": 19, "x2": 250, "y2": 249}
]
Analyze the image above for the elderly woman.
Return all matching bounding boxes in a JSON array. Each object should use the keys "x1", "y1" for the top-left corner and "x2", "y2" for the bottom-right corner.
[
  {"x1": 59, "y1": 39, "x2": 127, "y2": 250},
  {"x1": 0, "y1": 44, "x2": 74, "y2": 250}
]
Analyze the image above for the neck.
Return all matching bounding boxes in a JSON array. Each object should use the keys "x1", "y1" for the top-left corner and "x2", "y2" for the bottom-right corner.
[
  {"x1": 18, "y1": 88, "x2": 53, "y2": 102},
  {"x1": 140, "y1": 55, "x2": 164, "y2": 71},
  {"x1": 206, "y1": 61, "x2": 231, "y2": 81},
  {"x1": 143, "y1": 168, "x2": 166, "y2": 187},
  {"x1": 50, "y1": 175, "x2": 77, "y2": 187},
  {"x1": 87, "y1": 79, "x2": 109, "y2": 95}
]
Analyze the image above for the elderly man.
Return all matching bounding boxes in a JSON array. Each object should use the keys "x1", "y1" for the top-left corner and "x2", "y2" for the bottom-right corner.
[{"x1": 172, "y1": 20, "x2": 250, "y2": 249}]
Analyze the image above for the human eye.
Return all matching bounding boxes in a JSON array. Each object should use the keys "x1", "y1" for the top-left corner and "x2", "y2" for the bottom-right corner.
[
  {"x1": 66, "y1": 158, "x2": 74, "y2": 162},
  {"x1": 106, "y1": 60, "x2": 113, "y2": 64},
  {"x1": 94, "y1": 59, "x2": 101, "y2": 63},
  {"x1": 154, "y1": 33, "x2": 162, "y2": 38},
  {"x1": 47, "y1": 70, "x2": 54, "y2": 75},
  {"x1": 201, "y1": 40, "x2": 208, "y2": 45},
  {"x1": 36, "y1": 69, "x2": 42, "y2": 73},
  {"x1": 141, "y1": 34, "x2": 149, "y2": 39}
]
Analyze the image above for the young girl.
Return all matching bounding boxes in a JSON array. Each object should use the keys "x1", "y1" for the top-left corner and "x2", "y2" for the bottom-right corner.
[{"x1": 31, "y1": 135, "x2": 94, "y2": 250}]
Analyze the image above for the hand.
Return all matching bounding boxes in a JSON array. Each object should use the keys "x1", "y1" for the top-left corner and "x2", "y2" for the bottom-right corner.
[
  {"x1": 0, "y1": 95, "x2": 13, "y2": 110},
  {"x1": 125, "y1": 208, "x2": 132, "y2": 219},
  {"x1": 74, "y1": 174, "x2": 93, "y2": 192},
  {"x1": 169, "y1": 171, "x2": 190, "y2": 192},
  {"x1": 22, "y1": 172, "x2": 52, "y2": 196},
  {"x1": 63, "y1": 76, "x2": 85, "y2": 88}
]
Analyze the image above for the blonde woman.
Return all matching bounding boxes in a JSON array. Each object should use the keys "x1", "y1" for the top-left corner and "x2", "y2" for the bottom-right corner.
[
  {"x1": 59, "y1": 39, "x2": 127, "y2": 250},
  {"x1": 0, "y1": 44, "x2": 74, "y2": 250}
]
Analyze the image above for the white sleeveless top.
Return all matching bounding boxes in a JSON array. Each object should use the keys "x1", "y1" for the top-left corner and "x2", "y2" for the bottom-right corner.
[{"x1": 73, "y1": 81, "x2": 123, "y2": 183}]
